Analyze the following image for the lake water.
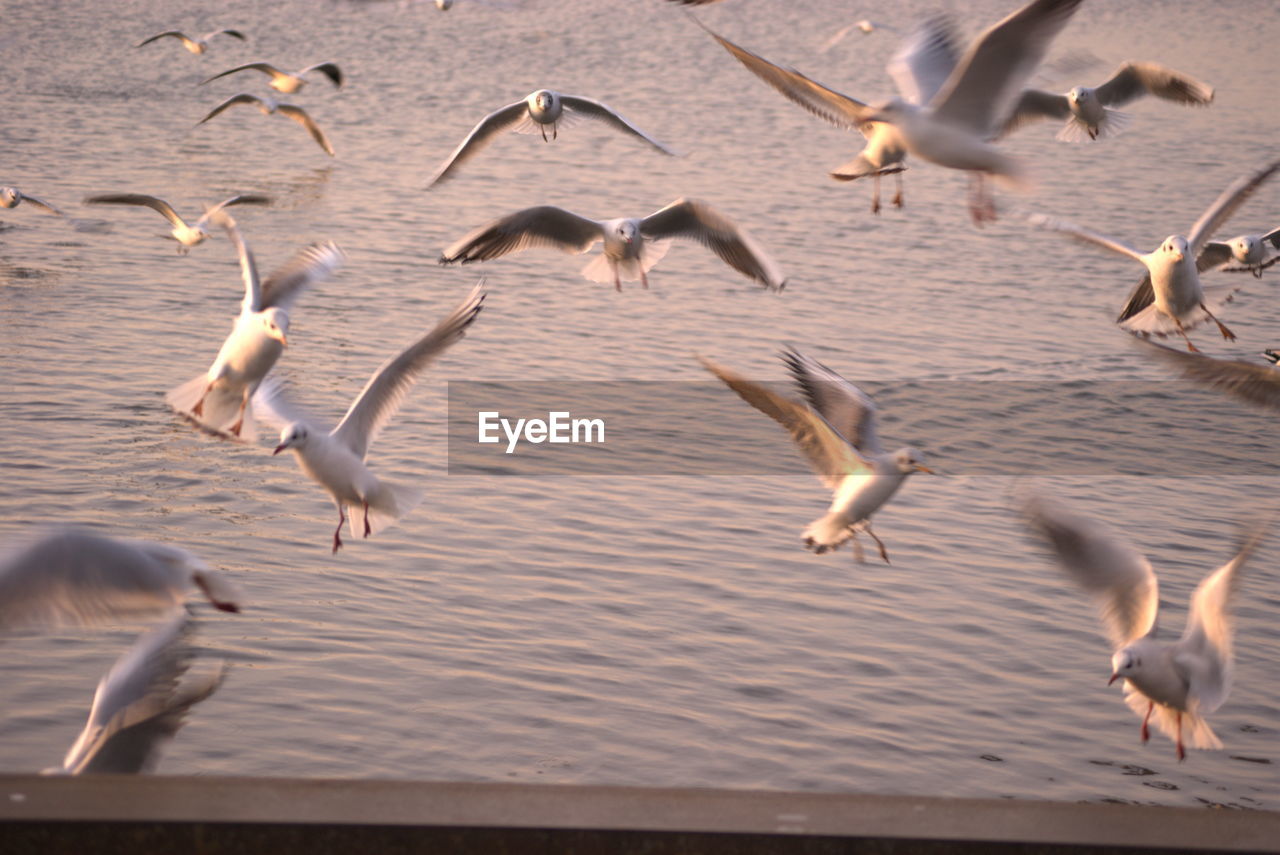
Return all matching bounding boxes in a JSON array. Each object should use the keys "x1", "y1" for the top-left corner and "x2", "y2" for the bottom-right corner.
[{"x1": 1, "y1": 0, "x2": 1277, "y2": 810}]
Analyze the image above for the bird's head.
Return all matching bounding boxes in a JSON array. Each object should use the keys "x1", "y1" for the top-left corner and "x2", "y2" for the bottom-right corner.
[
  {"x1": 274, "y1": 422, "x2": 309, "y2": 454},
  {"x1": 436, "y1": 0, "x2": 454, "y2": 8},
  {"x1": 616, "y1": 220, "x2": 639, "y2": 245},
  {"x1": 531, "y1": 90, "x2": 556, "y2": 113},
  {"x1": 260, "y1": 307, "x2": 290, "y2": 345},
  {"x1": 1230, "y1": 236, "x2": 1258, "y2": 264},
  {"x1": 894, "y1": 447, "x2": 934, "y2": 475},
  {"x1": 1066, "y1": 86, "x2": 1092, "y2": 106},
  {"x1": 1160, "y1": 236, "x2": 1188, "y2": 264},
  {"x1": 1109, "y1": 648, "x2": 1143, "y2": 685},
  {"x1": 0, "y1": 187, "x2": 19, "y2": 209}
]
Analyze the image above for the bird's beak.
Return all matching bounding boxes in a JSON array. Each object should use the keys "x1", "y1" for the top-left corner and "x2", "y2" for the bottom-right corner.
[
  {"x1": 272, "y1": 443, "x2": 287, "y2": 455},
  {"x1": 1107, "y1": 673, "x2": 1120, "y2": 686},
  {"x1": 1171, "y1": 252, "x2": 1184, "y2": 263},
  {"x1": 271, "y1": 330, "x2": 288, "y2": 346},
  {"x1": 915, "y1": 464, "x2": 936, "y2": 474}
]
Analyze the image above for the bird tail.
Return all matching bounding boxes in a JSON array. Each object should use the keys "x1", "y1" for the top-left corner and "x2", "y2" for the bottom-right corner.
[
  {"x1": 1058, "y1": 108, "x2": 1130, "y2": 143},
  {"x1": 166, "y1": 374, "x2": 255, "y2": 441},
  {"x1": 1122, "y1": 686, "x2": 1222, "y2": 751},
  {"x1": 348, "y1": 479, "x2": 425, "y2": 538},
  {"x1": 802, "y1": 511, "x2": 856, "y2": 554}
]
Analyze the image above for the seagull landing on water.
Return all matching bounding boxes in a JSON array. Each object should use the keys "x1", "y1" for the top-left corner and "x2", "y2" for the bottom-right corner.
[
  {"x1": 83, "y1": 193, "x2": 270, "y2": 253},
  {"x1": 0, "y1": 528, "x2": 243, "y2": 630},
  {"x1": 1030, "y1": 158, "x2": 1280, "y2": 351},
  {"x1": 198, "y1": 93, "x2": 335, "y2": 156},
  {"x1": 49, "y1": 613, "x2": 229, "y2": 776},
  {"x1": 136, "y1": 29, "x2": 246, "y2": 55},
  {"x1": 0, "y1": 186, "x2": 63, "y2": 217},
  {"x1": 1003, "y1": 61, "x2": 1213, "y2": 142},
  {"x1": 699, "y1": 348, "x2": 933, "y2": 563},
  {"x1": 167, "y1": 214, "x2": 344, "y2": 441},
  {"x1": 1022, "y1": 493, "x2": 1270, "y2": 761},
  {"x1": 426, "y1": 89, "x2": 676, "y2": 187},
  {"x1": 201, "y1": 61, "x2": 343, "y2": 94},
  {"x1": 260, "y1": 284, "x2": 485, "y2": 554},
  {"x1": 439, "y1": 199, "x2": 785, "y2": 292}
]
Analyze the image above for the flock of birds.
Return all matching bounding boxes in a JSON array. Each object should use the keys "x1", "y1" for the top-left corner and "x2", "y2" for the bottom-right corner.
[{"x1": 1, "y1": 0, "x2": 1278, "y2": 778}]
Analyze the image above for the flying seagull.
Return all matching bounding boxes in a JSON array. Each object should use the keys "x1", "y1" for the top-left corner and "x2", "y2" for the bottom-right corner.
[
  {"x1": 201, "y1": 61, "x2": 343, "y2": 94},
  {"x1": 198, "y1": 93, "x2": 335, "y2": 156},
  {"x1": 83, "y1": 192, "x2": 270, "y2": 253},
  {"x1": 136, "y1": 29, "x2": 246, "y2": 55},
  {"x1": 1, "y1": 186, "x2": 63, "y2": 216},
  {"x1": 440, "y1": 198, "x2": 785, "y2": 291}
]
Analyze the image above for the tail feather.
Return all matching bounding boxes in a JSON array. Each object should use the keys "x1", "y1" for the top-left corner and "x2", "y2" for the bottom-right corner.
[
  {"x1": 166, "y1": 374, "x2": 254, "y2": 440},
  {"x1": 1122, "y1": 685, "x2": 1222, "y2": 751},
  {"x1": 802, "y1": 511, "x2": 855, "y2": 554},
  {"x1": 1057, "y1": 108, "x2": 1130, "y2": 143},
  {"x1": 347, "y1": 479, "x2": 425, "y2": 538},
  {"x1": 1120, "y1": 283, "x2": 1240, "y2": 337}
]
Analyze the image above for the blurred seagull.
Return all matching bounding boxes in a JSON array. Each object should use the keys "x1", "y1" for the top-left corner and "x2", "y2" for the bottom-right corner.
[
  {"x1": 699, "y1": 348, "x2": 933, "y2": 562},
  {"x1": 51, "y1": 614, "x2": 229, "y2": 775},
  {"x1": 1003, "y1": 61, "x2": 1213, "y2": 141},
  {"x1": 0, "y1": 186, "x2": 63, "y2": 216},
  {"x1": 1031, "y1": 158, "x2": 1280, "y2": 351},
  {"x1": 260, "y1": 284, "x2": 485, "y2": 553},
  {"x1": 0, "y1": 528, "x2": 243, "y2": 630},
  {"x1": 198, "y1": 93, "x2": 335, "y2": 156},
  {"x1": 1023, "y1": 493, "x2": 1269, "y2": 760},
  {"x1": 83, "y1": 192, "x2": 271, "y2": 253},
  {"x1": 439, "y1": 199, "x2": 785, "y2": 291},
  {"x1": 136, "y1": 29, "x2": 246, "y2": 55},
  {"x1": 1201, "y1": 226, "x2": 1280, "y2": 278},
  {"x1": 167, "y1": 214, "x2": 344, "y2": 441},
  {"x1": 426, "y1": 89, "x2": 676, "y2": 187},
  {"x1": 201, "y1": 61, "x2": 343, "y2": 94},
  {"x1": 1138, "y1": 340, "x2": 1280, "y2": 413},
  {"x1": 819, "y1": 19, "x2": 898, "y2": 53}
]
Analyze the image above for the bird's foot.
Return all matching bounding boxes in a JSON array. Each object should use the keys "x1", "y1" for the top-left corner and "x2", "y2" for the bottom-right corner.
[
  {"x1": 892, "y1": 191, "x2": 903, "y2": 209},
  {"x1": 1215, "y1": 320, "x2": 1237, "y2": 341},
  {"x1": 332, "y1": 532, "x2": 343, "y2": 553},
  {"x1": 363, "y1": 501, "x2": 372, "y2": 538},
  {"x1": 871, "y1": 196, "x2": 881, "y2": 215},
  {"x1": 229, "y1": 419, "x2": 243, "y2": 437}
]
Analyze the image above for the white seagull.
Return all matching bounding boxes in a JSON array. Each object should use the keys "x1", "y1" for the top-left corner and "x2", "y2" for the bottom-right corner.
[
  {"x1": 1031, "y1": 158, "x2": 1280, "y2": 351},
  {"x1": 1022, "y1": 494, "x2": 1269, "y2": 760},
  {"x1": 198, "y1": 93, "x2": 335, "y2": 156},
  {"x1": 201, "y1": 61, "x2": 344, "y2": 94},
  {"x1": 699, "y1": 348, "x2": 933, "y2": 562},
  {"x1": 83, "y1": 192, "x2": 271, "y2": 253},
  {"x1": 260, "y1": 284, "x2": 486, "y2": 553},
  {"x1": 51, "y1": 613, "x2": 229, "y2": 775},
  {"x1": 1201, "y1": 226, "x2": 1280, "y2": 278},
  {"x1": 439, "y1": 198, "x2": 785, "y2": 292},
  {"x1": 860, "y1": 0, "x2": 1086, "y2": 223},
  {"x1": 136, "y1": 29, "x2": 246, "y2": 55},
  {"x1": 426, "y1": 89, "x2": 676, "y2": 187},
  {"x1": 698, "y1": 17, "x2": 961, "y2": 213},
  {"x1": 167, "y1": 214, "x2": 345, "y2": 441},
  {"x1": 819, "y1": 19, "x2": 898, "y2": 53},
  {"x1": 1003, "y1": 61, "x2": 1213, "y2": 142},
  {"x1": 0, "y1": 528, "x2": 243, "y2": 630},
  {"x1": 1, "y1": 186, "x2": 63, "y2": 216}
]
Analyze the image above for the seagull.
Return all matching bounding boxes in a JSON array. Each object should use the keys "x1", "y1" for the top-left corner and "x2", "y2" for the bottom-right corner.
[
  {"x1": 699, "y1": 348, "x2": 933, "y2": 562},
  {"x1": 1022, "y1": 493, "x2": 1269, "y2": 760},
  {"x1": 439, "y1": 198, "x2": 785, "y2": 292},
  {"x1": 0, "y1": 528, "x2": 243, "y2": 630},
  {"x1": 1003, "y1": 61, "x2": 1213, "y2": 142},
  {"x1": 1137, "y1": 340, "x2": 1280, "y2": 413},
  {"x1": 426, "y1": 89, "x2": 676, "y2": 187},
  {"x1": 0, "y1": 186, "x2": 63, "y2": 216},
  {"x1": 167, "y1": 214, "x2": 344, "y2": 441},
  {"x1": 1201, "y1": 227, "x2": 1280, "y2": 278},
  {"x1": 819, "y1": 19, "x2": 898, "y2": 53},
  {"x1": 50, "y1": 613, "x2": 229, "y2": 775},
  {"x1": 82, "y1": 192, "x2": 271, "y2": 253},
  {"x1": 1031, "y1": 158, "x2": 1280, "y2": 351},
  {"x1": 260, "y1": 284, "x2": 485, "y2": 553},
  {"x1": 859, "y1": 0, "x2": 1085, "y2": 223},
  {"x1": 198, "y1": 94, "x2": 335, "y2": 156},
  {"x1": 201, "y1": 61, "x2": 343, "y2": 94},
  {"x1": 136, "y1": 29, "x2": 246, "y2": 55},
  {"x1": 697, "y1": 17, "x2": 961, "y2": 214}
]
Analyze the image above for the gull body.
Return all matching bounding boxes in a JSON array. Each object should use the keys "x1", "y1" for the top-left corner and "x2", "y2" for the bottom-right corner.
[
  {"x1": 700, "y1": 348, "x2": 933, "y2": 562},
  {"x1": 83, "y1": 192, "x2": 270, "y2": 253},
  {"x1": 1004, "y1": 61, "x2": 1213, "y2": 142},
  {"x1": 136, "y1": 29, "x2": 245, "y2": 55},
  {"x1": 1032, "y1": 159, "x2": 1280, "y2": 350},
  {"x1": 198, "y1": 93, "x2": 335, "y2": 156},
  {"x1": 202, "y1": 61, "x2": 343, "y2": 94},
  {"x1": 262, "y1": 285, "x2": 485, "y2": 553},
  {"x1": 440, "y1": 199, "x2": 784, "y2": 291},
  {"x1": 1023, "y1": 494, "x2": 1268, "y2": 760},
  {"x1": 0, "y1": 186, "x2": 63, "y2": 216},
  {"x1": 52, "y1": 614, "x2": 228, "y2": 775},
  {"x1": 427, "y1": 89, "x2": 675, "y2": 186},
  {"x1": 167, "y1": 215, "x2": 344, "y2": 441},
  {"x1": 0, "y1": 528, "x2": 242, "y2": 630}
]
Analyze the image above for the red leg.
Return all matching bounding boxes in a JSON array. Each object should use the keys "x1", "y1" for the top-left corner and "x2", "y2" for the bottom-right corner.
[
  {"x1": 641, "y1": 268, "x2": 649, "y2": 290},
  {"x1": 228, "y1": 388, "x2": 250, "y2": 437},
  {"x1": 871, "y1": 173, "x2": 881, "y2": 214},
  {"x1": 332, "y1": 506, "x2": 346, "y2": 554},
  {"x1": 892, "y1": 171, "x2": 903, "y2": 208},
  {"x1": 191, "y1": 381, "x2": 214, "y2": 417},
  {"x1": 1199, "y1": 302, "x2": 1236, "y2": 341},
  {"x1": 1141, "y1": 701, "x2": 1153, "y2": 743},
  {"x1": 614, "y1": 271, "x2": 621, "y2": 292},
  {"x1": 363, "y1": 501, "x2": 372, "y2": 538},
  {"x1": 1175, "y1": 711, "x2": 1185, "y2": 761},
  {"x1": 1174, "y1": 319, "x2": 1200, "y2": 352}
]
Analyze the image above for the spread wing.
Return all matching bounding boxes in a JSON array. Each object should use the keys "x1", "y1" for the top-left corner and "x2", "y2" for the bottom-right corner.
[
  {"x1": 16, "y1": 193, "x2": 64, "y2": 216},
  {"x1": 276, "y1": 104, "x2": 335, "y2": 156},
  {"x1": 780, "y1": 347, "x2": 883, "y2": 457},
  {"x1": 1139, "y1": 341, "x2": 1280, "y2": 413},
  {"x1": 698, "y1": 355, "x2": 871, "y2": 490},
  {"x1": 198, "y1": 93, "x2": 265, "y2": 124},
  {"x1": 426, "y1": 101, "x2": 529, "y2": 187},
  {"x1": 559, "y1": 95, "x2": 677, "y2": 156},
  {"x1": 301, "y1": 62, "x2": 343, "y2": 88},
  {"x1": 331, "y1": 283, "x2": 485, "y2": 460},
  {"x1": 1093, "y1": 61, "x2": 1213, "y2": 108},
  {"x1": 83, "y1": 194, "x2": 185, "y2": 229},
  {"x1": 1186, "y1": 158, "x2": 1280, "y2": 253},
  {"x1": 639, "y1": 198, "x2": 785, "y2": 290},
  {"x1": 200, "y1": 62, "x2": 283, "y2": 87},
  {"x1": 1021, "y1": 493, "x2": 1160, "y2": 650},
  {"x1": 888, "y1": 15, "x2": 962, "y2": 106},
  {"x1": 136, "y1": 31, "x2": 192, "y2": 48},
  {"x1": 1000, "y1": 89, "x2": 1070, "y2": 136},
  {"x1": 1117, "y1": 273, "x2": 1155, "y2": 322},
  {"x1": 257, "y1": 242, "x2": 345, "y2": 313},
  {"x1": 440, "y1": 206, "x2": 603, "y2": 264}
]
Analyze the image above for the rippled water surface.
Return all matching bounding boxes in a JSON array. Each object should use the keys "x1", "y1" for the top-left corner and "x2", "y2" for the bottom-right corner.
[{"x1": 1, "y1": 0, "x2": 1278, "y2": 809}]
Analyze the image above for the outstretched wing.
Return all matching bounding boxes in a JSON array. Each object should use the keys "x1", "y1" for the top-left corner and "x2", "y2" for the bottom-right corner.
[
  {"x1": 1000, "y1": 89, "x2": 1070, "y2": 136},
  {"x1": 780, "y1": 347, "x2": 883, "y2": 456},
  {"x1": 639, "y1": 198, "x2": 785, "y2": 290},
  {"x1": 258, "y1": 241, "x2": 345, "y2": 313},
  {"x1": 1139, "y1": 341, "x2": 1280, "y2": 413},
  {"x1": 199, "y1": 62, "x2": 283, "y2": 87},
  {"x1": 331, "y1": 284, "x2": 486, "y2": 460},
  {"x1": 83, "y1": 194, "x2": 185, "y2": 228},
  {"x1": 1093, "y1": 61, "x2": 1213, "y2": 108},
  {"x1": 440, "y1": 206, "x2": 603, "y2": 264},
  {"x1": 426, "y1": 101, "x2": 529, "y2": 187},
  {"x1": 888, "y1": 15, "x2": 962, "y2": 106},
  {"x1": 301, "y1": 62, "x2": 343, "y2": 88},
  {"x1": 558, "y1": 95, "x2": 677, "y2": 156},
  {"x1": 1186, "y1": 158, "x2": 1280, "y2": 253},
  {"x1": 198, "y1": 93, "x2": 265, "y2": 124},
  {"x1": 277, "y1": 104, "x2": 335, "y2": 156}
]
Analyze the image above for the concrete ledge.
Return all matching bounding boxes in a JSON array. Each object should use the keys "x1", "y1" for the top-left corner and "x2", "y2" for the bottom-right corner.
[{"x1": 1, "y1": 775, "x2": 1276, "y2": 854}]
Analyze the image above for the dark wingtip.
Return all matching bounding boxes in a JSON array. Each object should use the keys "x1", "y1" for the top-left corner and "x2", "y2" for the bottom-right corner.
[{"x1": 215, "y1": 601, "x2": 241, "y2": 614}]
